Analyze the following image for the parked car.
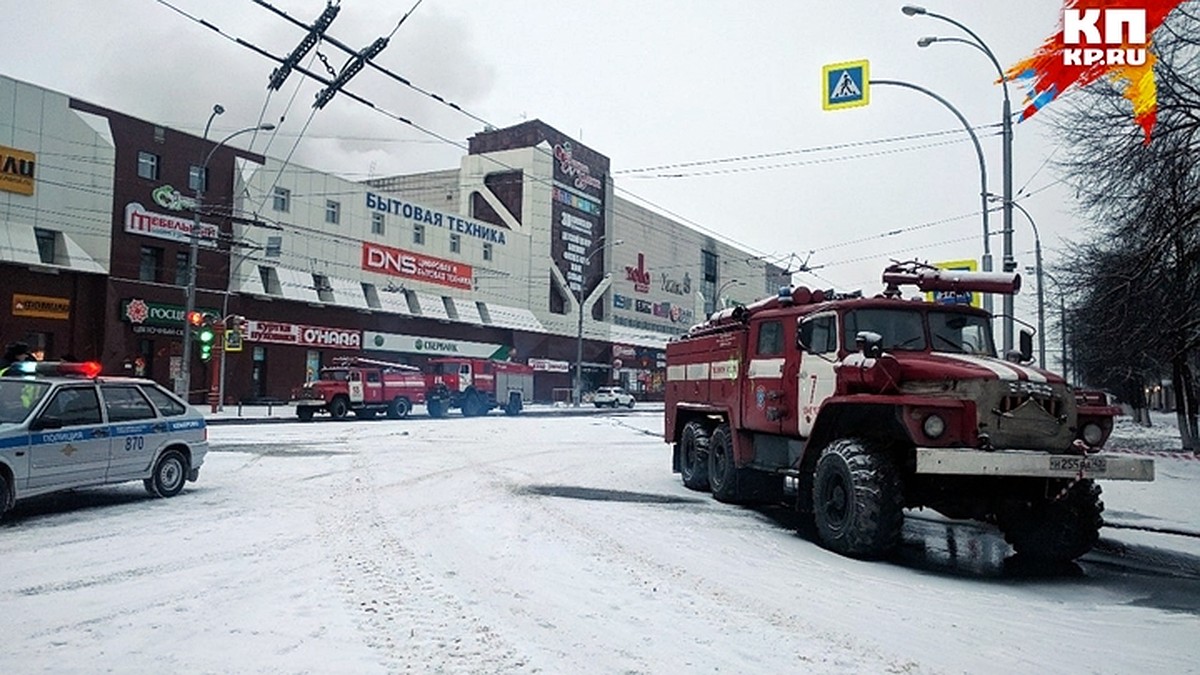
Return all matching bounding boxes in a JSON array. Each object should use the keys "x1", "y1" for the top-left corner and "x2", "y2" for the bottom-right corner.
[
  {"x1": 0, "y1": 361, "x2": 208, "y2": 520},
  {"x1": 593, "y1": 386, "x2": 636, "y2": 408}
]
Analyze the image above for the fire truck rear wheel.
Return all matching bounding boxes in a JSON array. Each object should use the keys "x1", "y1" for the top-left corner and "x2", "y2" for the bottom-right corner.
[
  {"x1": 679, "y1": 421, "x2": 711, "y2": 491},
  {"x1": 708, "y1": 423, "x2": 770, "y2": 504},
  {"x1": 328, "y1": 397, "x2": 349, "y2": 420},
  {"x1": 998, "y1": 479, "x2": 1104, "y2": 563},
  {"x1": 297, "y1": 406, "x2": 315, "y2": 422},
  {"x1": 812, "y1": 439, "x2": 904, "y2": 558},
  {"x1": 387, "y1": 397, "x2": 411, "y2": 419},
  {"x1": 463, "y1": 390, "x2": 486, "y2": 417}
]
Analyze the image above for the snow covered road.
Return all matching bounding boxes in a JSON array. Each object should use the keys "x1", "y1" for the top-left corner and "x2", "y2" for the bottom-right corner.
[{"x1": 2, "y1": 412, "x2": 1197, "y2": 673}]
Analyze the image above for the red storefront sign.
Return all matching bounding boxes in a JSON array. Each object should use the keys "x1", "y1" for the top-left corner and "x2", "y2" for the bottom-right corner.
[
  {"x1": 361, "y1": 242, "x2": 473, "y2": 290},
  {"x1": 244, "y1": 320, "x2": 361, "y2": 350}
]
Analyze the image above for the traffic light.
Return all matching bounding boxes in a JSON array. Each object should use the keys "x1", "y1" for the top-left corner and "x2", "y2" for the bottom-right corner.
[
  {"x1": 197, "y1": 325, "x2": 215, "y2": 362},
  {"x1": 187, "y1": 310, "x2": 205, "y2": 327}
]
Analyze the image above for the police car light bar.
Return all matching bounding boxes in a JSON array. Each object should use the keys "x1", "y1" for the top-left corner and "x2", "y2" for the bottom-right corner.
[{"x1": 11, "y1": 361, "x2": 103, "y2": 378}]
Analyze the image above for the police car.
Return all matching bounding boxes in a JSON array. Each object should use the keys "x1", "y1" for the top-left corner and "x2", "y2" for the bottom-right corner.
[{"x1": 0, "y1": 361, "x2": 208, "y2": 519}]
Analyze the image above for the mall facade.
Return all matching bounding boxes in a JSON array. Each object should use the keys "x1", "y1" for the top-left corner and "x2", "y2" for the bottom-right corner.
[{"x1": 0, "y1": 74, "x2": 784, "y2": 404}]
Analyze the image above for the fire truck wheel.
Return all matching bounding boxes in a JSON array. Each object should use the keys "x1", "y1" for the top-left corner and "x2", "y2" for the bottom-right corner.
[
  {"x1": 328, "y1": 397, "x2": 349, "y2": 420},
  {"x1": 297, "y1": 407, "x2": 315, "y2": 422},
  {"x1": 463, "y1": 390, "x2": 486, "y2": 417},
  {"x1": 708, "y1": 423, "x2": 766, "y2": 503},
  {"x1": 387, "y1": 397, "x2": 411, "y2": 419},
  {"x1": 427, "y1": 399, "x2": 449, "y2": 418},
  {"x1": 998, "y1": 479, "x2": 1104, "y2": 562},
  {"x1": 679, "y1": 421, "x2": 711, "y2": 491},
  {"x1": 812, "y1": 439, "x2": 904, "y2": 558}
]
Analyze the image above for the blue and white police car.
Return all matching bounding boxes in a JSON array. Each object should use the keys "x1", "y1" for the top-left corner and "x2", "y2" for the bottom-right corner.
[{"x1": 0, "y1": 361, "x2": 208, "y2": 519}]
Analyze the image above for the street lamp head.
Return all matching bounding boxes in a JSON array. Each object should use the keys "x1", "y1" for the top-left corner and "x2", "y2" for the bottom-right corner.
[
  {"x1": 901, "y1": 5, "x2": 927, "y2": 16},
  {"x1": 917, "y1": 36, "x2": 938, "y2": 47},
  {"x1": 259, "y1": 123, "x2": 276, "y2": 131},
  {"x1": 212, "y1": 104, "x2": 226, "y2": 116}
]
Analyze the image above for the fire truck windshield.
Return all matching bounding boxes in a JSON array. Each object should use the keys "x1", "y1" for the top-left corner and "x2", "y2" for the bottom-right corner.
[
  {"x1": 928, "y1": 310, "x2": 995, "y2": 356},
  {"x1": 320, "y1": 369, "x2": 351, "y2": 382},
  {"x1": 841, "y1": 308, "x2": 996, "y2": 356},
  {"x1": 843, "y1": 309, "x2": 927, "y2": 351}
]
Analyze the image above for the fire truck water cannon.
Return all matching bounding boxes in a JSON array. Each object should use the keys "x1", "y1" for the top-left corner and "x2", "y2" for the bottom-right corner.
[{"x1": 881, "y1": 261, "x2": 1020, "y2": 298}]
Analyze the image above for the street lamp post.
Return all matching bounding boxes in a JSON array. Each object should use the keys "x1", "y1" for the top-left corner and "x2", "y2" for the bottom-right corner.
[
  {"x1": 713, "y1": 279, "x2": 744, "y2": 315},
  {"x1": 1038, "y1": 269, "x2": 1070, "y2": 383},
  {"x1": 179, "y1": 110, "x2": 274, "y2": 401},
  {"x1": 871, "y1": 78, "x2": 991, "y2": 314},
  {"x1": 905, "y1": 4, "x2": 1016, "y2": 353},
  {"x1": 1008, "y1": 200, "x2": 1045, "y2": 367},
  {"x1": 574, "y1": 238, "x2": 621, "y2": 407}
]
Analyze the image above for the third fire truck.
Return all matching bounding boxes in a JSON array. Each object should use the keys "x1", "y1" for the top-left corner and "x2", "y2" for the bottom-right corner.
[
  {"x1": 665, "y1": 261, "x2": 1155, "y2": 562},
  {"x1": 424, "y1": 357, "x2": 534, "y2": 417}
]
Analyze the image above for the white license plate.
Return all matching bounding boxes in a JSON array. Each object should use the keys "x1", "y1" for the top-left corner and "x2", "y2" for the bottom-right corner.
[{"x1": 1048, "y1": 456, "x2": 1108, "y2": 474}]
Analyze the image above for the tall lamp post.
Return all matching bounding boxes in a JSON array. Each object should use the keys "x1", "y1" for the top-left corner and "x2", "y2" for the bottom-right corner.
[
  {"x1": 1035, "y1": 268, "x2": 1070, "y2": 383},
  {"x1": 905, "y1": 4, "x2": 1015, "y2": 353},
  {"x1": 714, "y1": 279, "x2": 744, "y2": 314},
  {"x1": 179, "y1": 111, "x2": 274, "y2": 401},
  {"x1": 871, "y1": 78, "x2": 991, "y2": 314},
  {"x1": 574, "y1": 237, "x2": 621, "y2": 407},
  {"x1": 1005, "y1": 199, "x2": 1045, "y2": 367}
]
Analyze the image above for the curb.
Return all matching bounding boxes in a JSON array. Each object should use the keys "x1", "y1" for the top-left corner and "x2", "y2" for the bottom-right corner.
[{"x1": 205, "y1": 405, "x2": 662, "y2": 426}]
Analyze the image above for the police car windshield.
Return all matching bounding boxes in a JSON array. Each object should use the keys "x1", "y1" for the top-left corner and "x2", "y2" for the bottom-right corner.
[{"x1": 0, "y1": 380, "x2": 51, "y2": 423}]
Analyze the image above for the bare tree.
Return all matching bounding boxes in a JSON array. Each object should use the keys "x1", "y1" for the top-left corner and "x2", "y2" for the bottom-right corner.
[{"x1": 1049, "y1": 7, "x2": 1200, "y2": 450}]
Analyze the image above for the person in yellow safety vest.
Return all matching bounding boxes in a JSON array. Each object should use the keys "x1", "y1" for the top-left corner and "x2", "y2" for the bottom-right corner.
[{"x1": 0, "y1": 343, "x2": 41, "y2": 411}]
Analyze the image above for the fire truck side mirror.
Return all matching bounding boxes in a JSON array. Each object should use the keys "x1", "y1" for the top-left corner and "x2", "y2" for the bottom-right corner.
[
  {"x1": 1019, "y1": 329, "x2": 1034, "y2": 363},
  {"x1": 855, "y1": 331, "x2": 883, "y2": 358}
]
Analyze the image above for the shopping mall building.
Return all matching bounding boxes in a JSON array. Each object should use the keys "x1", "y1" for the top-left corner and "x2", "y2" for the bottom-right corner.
[{"x1": 0, "y1": 74, "x2": 784, "y2": 404}]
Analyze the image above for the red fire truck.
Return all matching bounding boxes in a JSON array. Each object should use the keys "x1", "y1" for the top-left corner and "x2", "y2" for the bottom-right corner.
[
  {"x1": 291, "y1": 357, "x2": 426, "y2": 421},
  {"x1": 665, "y1": 261, "x2": 1155, "y2": 562},
  {"x1": 424, "y1": 357, "x2": 534, "y2": 417}
]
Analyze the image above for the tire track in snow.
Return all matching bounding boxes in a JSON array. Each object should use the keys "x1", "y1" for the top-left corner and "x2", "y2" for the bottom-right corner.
[{"x1": 317, "y1": 435, "x2": 532, "y2": 673}]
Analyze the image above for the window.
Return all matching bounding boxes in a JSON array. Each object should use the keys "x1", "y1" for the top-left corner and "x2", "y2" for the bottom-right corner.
[
  {"x1": 141, "y1": 384, "x2": 186, "y2": 416},
  {"x1": 929, "y1": 310, "x2": 995, "y2": 356},
  {"x1": 483, "y1": 242, "x2": 493, "y2": 262},
  {"x1": 372, "y1": 212, "x2": 385, "y2": 235},
  {"x1": 843, "y1": 309, "x2": 927, "y2": 352},
  {"x1": 0, "y1": 380, "x2": 50, "y2": 423},
  {"x1": 101, "y1": 386, "x2": 157, "y2": 422},
  {"x1": 40, "y1": 387, "x2": 103, "y2": 426},
  {"x1": 326, "y1": 200, "x2": 341, "y2": 225},
  {"x1": 450, "y1": 233, "x2": 461, "y2": 253},
  {"x1": 413, "y1": 223, "x2": 425, "y2": 245},
  {"x1": 137, "y1": 151, "x2": 159, "y2": 180},
  {"x1": 139, "y1": 246, "x2": 163, "y2": 282},
  {"x1": 756, "y1": 320, "x2": 784, "y2": 356},
  {"x1": 174, "y1": 251, "x2": 190, "y2": 286},
  {"x1": 799, "y1": 314, "x2": 838, "y2": 354},
  {"x1": 34, "y1": 228, "x2": 56, "y2": 264},
  {"x1": 366, "y1": 371, "x2": 381, "y2": 384},
  {"x1": 701, "y1": 250, "x2": 718, "y2": 317},
  {"x1": 188, "y1": 165, "x2": 207, "y2": 193},
  {"x1": 272, "y1": 186, "x2": 290, "y2": 212}
]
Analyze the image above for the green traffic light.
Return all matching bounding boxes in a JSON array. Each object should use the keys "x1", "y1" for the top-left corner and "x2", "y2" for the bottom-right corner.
[{"x1": 198, "y1": 328, "x2": 214, "y2": 343}]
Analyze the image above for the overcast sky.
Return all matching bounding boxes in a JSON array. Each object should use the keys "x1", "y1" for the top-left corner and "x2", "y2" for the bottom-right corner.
[{"x1": 6, "y1": 0, "x2": 1107, "y2": 320}]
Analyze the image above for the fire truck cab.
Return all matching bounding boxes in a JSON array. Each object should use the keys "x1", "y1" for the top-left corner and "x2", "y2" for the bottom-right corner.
[{"x1": 666, "y1": 261, "x2": 1155, "y2": 562}]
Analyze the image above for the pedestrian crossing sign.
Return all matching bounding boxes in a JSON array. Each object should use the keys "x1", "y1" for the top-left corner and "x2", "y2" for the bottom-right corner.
[{"x1": 822, "y1": 60, "x2": 870, "y2": 111}]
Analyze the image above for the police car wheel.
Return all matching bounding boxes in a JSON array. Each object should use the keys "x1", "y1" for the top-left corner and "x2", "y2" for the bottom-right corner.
[
  {"x1": 149, "y1": 450, "x2": 188, "y2": 498},
  {"x1": 0, "y1": 472, "x2": 9, "y2": 518}
]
